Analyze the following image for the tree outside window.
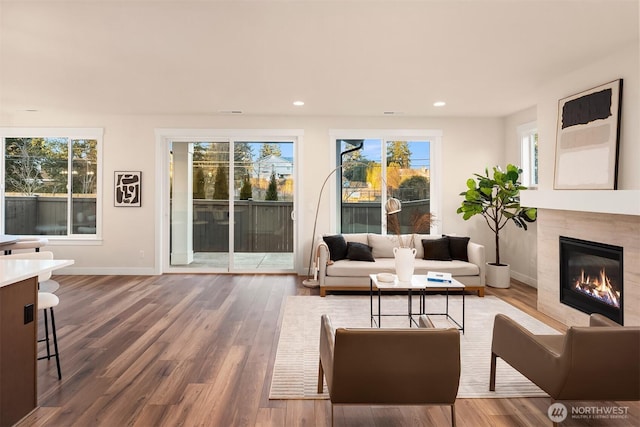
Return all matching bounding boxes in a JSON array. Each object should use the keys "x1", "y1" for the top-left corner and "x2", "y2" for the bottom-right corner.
[
  {"x1": 3, "y1": 134, "x2": 99, "y2": 236},
  {"x1": 338, "y1": 137, "x2": 432, "y2": 234}
]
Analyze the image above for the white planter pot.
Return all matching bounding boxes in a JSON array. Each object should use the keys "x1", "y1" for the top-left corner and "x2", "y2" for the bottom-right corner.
[
  {"x1": 394, "y1": 247, "x2": 417, "y2": 282},
  {"x1": 486, "y1": 263, "x2": 511, "y2": 288}
]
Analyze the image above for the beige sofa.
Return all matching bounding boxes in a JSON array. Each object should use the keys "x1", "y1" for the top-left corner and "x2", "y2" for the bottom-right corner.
[{"x1": 316, "y1": 233, "x2": 485, "y2": 297}]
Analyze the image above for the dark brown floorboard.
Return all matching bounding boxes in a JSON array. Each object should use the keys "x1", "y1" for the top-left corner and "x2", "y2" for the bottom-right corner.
[{"x1": 15, "y1": 275, "x2": 638, "y2": 426}]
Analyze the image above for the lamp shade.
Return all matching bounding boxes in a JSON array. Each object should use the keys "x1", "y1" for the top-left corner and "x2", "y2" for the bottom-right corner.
[{"x1": 385, "y1": 197, "x2": 402, "y2": 214}]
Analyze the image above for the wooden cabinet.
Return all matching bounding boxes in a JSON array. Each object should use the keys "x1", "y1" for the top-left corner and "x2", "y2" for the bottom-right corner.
[{"x1": 0, "y1": 277, "x2": 37, "y2": 427}]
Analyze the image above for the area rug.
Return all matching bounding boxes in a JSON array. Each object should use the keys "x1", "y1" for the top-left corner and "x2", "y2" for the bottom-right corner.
[{"x1": 269, "y1": 294, "x2": 561, "y2": 399}]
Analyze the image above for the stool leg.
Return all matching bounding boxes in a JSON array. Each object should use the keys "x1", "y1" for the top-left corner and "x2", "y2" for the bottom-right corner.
[
  {"x1": 49, "y1": 307, "x2": 62, "y2": 380},
  {"x1": 43, "y1": 309, "x2": 51, "y2": 359}
]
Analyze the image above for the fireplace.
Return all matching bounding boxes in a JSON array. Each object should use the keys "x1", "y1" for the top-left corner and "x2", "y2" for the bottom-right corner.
[{"x1": 559, "y1": 236, "x2": 623, "y2": 324}]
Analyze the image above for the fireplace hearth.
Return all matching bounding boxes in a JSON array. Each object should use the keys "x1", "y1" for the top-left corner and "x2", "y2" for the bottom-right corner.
[{"x1": 559, "y1": 236, "x2": 623, "y2": 324}]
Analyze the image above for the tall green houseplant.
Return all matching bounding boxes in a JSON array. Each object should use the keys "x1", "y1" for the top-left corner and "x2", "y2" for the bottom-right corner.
[{"x1": 457, "y1": 164, "x2": 537, "y2": 266}]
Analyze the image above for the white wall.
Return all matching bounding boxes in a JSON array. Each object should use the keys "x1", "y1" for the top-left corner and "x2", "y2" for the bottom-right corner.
[
  {"x1": 502, "y1": 106, "x2": 538, "y2": 287},
  {"x1": 537, "y1": 42, "x2": 639, "y2": 192},
  {"x1": 0, "y1": 112, "x2": 504, "y2": 275}
]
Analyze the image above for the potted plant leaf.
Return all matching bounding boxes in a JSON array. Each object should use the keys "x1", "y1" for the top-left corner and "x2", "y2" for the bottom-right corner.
[{"x1": 457, "y1": 164, "x2": 537, "y2": 288}]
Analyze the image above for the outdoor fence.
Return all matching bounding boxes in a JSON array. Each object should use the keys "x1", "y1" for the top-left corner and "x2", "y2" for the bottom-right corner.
[
  {"x1": 6, "y1": 196, "x2": 430, "y2": 253},
  {"x1": 5, "y1": 196, "x2": 96, "y2": 235},
  {"x1": 192, "y1": 200, "x2": 294, "y2": 253},
  {"x1": 341, "y1": 199, "x2": 431, "y2": 234}
]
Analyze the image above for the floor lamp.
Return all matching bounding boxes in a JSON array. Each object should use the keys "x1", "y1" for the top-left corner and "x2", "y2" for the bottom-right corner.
[{"x1": 302, "y1": 165, "x2": 401, "y2": 288}]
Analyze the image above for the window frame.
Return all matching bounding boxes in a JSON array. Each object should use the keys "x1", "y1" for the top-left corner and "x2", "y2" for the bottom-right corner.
[
  {"x1": 0, "y1": 127, "x2": 103, "y2": 242},
  {"x1": 518, "y1": 122, "x2": 538, "y2": 188},
  {"x1": 329, "y1": 129, "x2": 442, "y2": 235}
]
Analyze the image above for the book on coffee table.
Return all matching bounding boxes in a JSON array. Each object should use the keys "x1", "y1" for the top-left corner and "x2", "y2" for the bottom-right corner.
[{"x1": 427, "y1": 271, "x2": 452, "y2": 283}]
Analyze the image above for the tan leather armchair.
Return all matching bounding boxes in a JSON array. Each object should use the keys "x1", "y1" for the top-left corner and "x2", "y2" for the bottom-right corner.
[
  {"x1": 318, "y1": 314, "x2": 461, "y2": 426},
  {"x1": 490, "y1": 313, "x2": 640, "y2": 403}
]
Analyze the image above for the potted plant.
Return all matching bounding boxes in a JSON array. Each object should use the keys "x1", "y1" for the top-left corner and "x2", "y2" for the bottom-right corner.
[{"x1": 457, "y1": 164, "x2": 537, "y2": 288}]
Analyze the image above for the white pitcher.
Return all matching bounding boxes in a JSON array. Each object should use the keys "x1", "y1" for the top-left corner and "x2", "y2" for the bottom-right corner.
[{"x1": 393, "y1": 247, "x2": 416, "y2": 282}]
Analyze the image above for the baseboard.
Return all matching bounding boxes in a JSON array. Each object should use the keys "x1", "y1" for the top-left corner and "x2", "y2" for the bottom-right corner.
[
  {"x1": 510, "y1": 270, "x2": 537, "y2": 288},
  {"x1": 53, "y1": 267, "x2": 160, "y2": 276}
]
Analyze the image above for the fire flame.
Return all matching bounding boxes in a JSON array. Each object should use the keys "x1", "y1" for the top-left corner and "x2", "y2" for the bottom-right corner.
[{"x1": 574, "y1": 268, "x2": 620, "y2": 308}]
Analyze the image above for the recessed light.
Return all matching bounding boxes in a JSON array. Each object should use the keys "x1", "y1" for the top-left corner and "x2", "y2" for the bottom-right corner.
[
  {"x1": 293, "y1": 101, "x2": 305, "y2": 106},
  {"x1": 383, "y1": 111, "x2": 404, "y2": 115},
  {"x1": 24, "y1": 109, "x2": 39, "y2": 112},
  {"x1": 433, "y1": 101, "x2": 446, "y2": 107}
]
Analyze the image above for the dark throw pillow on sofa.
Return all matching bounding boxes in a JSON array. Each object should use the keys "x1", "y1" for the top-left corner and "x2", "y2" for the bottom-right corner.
[
  {"x1": 323, "y1": 234, "x2": 348, "y2": 261},
  {"x1": 346, "y1": 242, "x2": 376, "y2": 262},
  {"x1": 422, "y1": 237, "x2": 452, "y2": 261},
  {"x1": 445, "y1": 235, "x2": 470, "y2": 262}
]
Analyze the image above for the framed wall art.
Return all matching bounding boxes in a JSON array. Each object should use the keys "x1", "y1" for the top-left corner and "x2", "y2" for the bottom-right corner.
[
  {"x1": 554, "y1": 79, "x2": 623, "y2": 190},
  {"x1": 114, "y1": 171, "x2": 142, "y2": 207}
]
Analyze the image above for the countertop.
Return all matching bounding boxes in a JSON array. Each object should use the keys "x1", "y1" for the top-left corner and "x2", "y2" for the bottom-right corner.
[{"x1": 0, "y1": 259, "x2": 74, "y2": 288}]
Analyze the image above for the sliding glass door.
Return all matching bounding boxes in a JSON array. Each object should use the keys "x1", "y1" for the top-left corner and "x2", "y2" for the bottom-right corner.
[
  {"x1": 168, "y1": 137, "x2": 295, "y2": 272},
  {"x1": 233, "y1": 141, "x2": 294, "y2": 269}
]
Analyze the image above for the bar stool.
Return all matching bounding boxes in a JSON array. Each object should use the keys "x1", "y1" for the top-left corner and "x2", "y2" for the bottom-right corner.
[
  {"x1": 3, "y1": 237, "x2": 48, "y2": 255},
  {"x1": 38, "y1": 292, "x2": 62, "y2": 380}
]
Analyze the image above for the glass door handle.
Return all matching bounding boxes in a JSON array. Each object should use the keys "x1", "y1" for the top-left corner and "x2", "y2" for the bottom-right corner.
[{"x1": 290, "y1": 210, "x2": 296, "y2": 221}]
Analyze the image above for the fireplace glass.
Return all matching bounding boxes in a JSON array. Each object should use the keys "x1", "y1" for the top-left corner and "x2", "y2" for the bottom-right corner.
[{"x1": 559, "y1": 236, "x2": 623, "y2": 324}]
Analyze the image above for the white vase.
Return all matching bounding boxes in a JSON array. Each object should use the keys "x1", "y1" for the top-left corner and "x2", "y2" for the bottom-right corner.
[{"x1": 393, "y1": 247, "x2": 417, "y2": 282}]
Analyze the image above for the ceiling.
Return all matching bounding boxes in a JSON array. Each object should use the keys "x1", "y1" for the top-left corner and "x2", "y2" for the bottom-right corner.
[{"x1": 1, "y1": 0, "x2": 638, "y2": 117}]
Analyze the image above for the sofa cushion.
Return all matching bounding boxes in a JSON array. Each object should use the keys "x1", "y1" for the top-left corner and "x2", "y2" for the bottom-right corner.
[
  {"x1": 343, "y1": 233, "x2": 369, "y2": 245},
  {"x1": 346, "y1": 242, "x2": 375, "y2": 262},
  {"x1": 414, "y1": 259, "x2": 480, "y2": 276},
  {"x1": 368, "y1": 234, "x2": 404, "y2": 258},
  {"x1": 446, "y1": 235, "x2": 470, "y2": 262},
  {"x1": 413, "y1": 234, "x2": 443, "y2": 259},
  {"x1": 327, "y1": 258, "x2": 396, "y2": 277},
  {"x1": 325, "y1": 258, "x2": 480, "y2": 278},
  {"x1": 422, "y1": 237, "x2": 452, "y2": 261},
  {"x1": 323, "y1": 234, "x2": 348, "y2": 261}
]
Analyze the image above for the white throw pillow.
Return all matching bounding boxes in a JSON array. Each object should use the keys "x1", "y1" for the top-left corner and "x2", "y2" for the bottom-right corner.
[
  {"x1": 342, "y1": 233, "x2": 369, "y2": 245},
  {"x1": 368, "y1": 234, "x2": 402, "y2": 258}
]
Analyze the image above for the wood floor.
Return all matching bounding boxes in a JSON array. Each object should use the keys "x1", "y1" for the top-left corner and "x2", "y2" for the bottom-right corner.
[{"x1": 16, "y1": 275, "x2": 638, "y2": 427}]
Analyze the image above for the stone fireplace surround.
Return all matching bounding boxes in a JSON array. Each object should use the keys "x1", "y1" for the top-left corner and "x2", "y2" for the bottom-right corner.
[{"x1": 536, "y1": 209, "x2": 639, "y2": 327}]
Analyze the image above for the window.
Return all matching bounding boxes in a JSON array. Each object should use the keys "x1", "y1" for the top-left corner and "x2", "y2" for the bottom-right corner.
[
  {"x1": 332, "y1": 130, "x2": 441, "y2": 235},
  {"x1": 1, "y1": 128, "x2": 102, "y2": 238},
  {"x1": 519, "y1": 122, "x2": 538, "y2": 188}
]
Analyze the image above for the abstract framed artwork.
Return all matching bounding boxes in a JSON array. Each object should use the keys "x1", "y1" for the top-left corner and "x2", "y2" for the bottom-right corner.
[
  {"x1": 554, "y1": 79, "x2": 623, "y2": 190},
  {"x1": 114, "y1": 171, "x2": 142, "y2": 207}
]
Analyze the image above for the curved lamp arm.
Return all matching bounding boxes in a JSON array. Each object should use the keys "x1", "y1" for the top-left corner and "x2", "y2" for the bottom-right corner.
[
  {"x1": 302, "y1": 165, "x2": 344, "y2": 287},
  {"x1": 302, "y1": 164, "x2": 401, "y2": 288}
]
